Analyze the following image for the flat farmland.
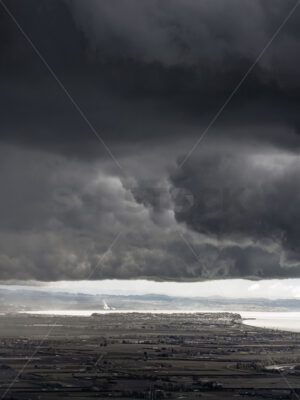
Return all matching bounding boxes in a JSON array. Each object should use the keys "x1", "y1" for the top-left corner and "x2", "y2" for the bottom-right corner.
[{"x1": 0, "y1": 312, "x2": 300, "y2": 399}]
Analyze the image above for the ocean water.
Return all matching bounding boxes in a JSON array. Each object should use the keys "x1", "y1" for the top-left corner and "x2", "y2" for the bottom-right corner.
[
  {"x1": 241, "y1": 311, "x2": 300, "y2": 332},
  {"x1": 21, "y1": 309, "x2": 300, "y2": 332}
]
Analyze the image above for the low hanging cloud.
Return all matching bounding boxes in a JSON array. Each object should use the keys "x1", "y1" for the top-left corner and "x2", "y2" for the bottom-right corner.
[
  {"x1": 0, "y1": 145, "x2": 205, "y2": 281},
  {"x1": 0, "y1": 142, "x2": 300, "y2": 282},
  {"x1": 171, "y1": 143, "x2": 300, "y2": 278}
]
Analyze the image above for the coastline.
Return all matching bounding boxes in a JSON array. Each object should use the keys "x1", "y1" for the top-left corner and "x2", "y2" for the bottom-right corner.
[{"x1": 18, "y1": 309, "x2": 300, "y2": 333}]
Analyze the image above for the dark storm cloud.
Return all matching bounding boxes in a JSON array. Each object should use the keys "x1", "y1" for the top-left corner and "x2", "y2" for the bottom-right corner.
[
  {"x1": 1, "y1": 0, "x2": 300, "y2": 281},
  {"x1": 0, "y1": 145, "x2": 218, "y2": 281},
  {"x1": 0, "y1": 143, "x2": 299, "y2": 281},
  {"x1": 171, "y1": 142, "x2": 300, "y2": 278},
  {"x1": 1, "y1": 0, "x2": 300, "y2": 155}
]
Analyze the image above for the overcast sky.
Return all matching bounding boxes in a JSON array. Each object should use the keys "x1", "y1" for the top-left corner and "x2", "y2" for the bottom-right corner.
[{"x1": 2, "y1": 0, "x2": 300, "y2": 285}]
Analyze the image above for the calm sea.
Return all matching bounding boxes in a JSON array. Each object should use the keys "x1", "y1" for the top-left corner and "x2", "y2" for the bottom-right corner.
[
  {"x1": 22, "y1": 310, "x2": 300, "y2": 333},
  {"x1": 241, "y1": 311, "x2": 300, "y2": 332}
]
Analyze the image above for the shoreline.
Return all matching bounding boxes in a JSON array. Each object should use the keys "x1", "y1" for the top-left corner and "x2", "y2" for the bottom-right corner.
[{"x1": 14, "y1": 309, "x2": 300, "y2": 334}]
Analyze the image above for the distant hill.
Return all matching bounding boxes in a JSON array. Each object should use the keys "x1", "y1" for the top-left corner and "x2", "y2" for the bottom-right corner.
[{"x1": 1, "y1": 287, "x2": 300, "y2": 312}]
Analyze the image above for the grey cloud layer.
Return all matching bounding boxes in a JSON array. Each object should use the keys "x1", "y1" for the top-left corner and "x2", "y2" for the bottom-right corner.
[
  {"x1": 71, "y1": 0, "x2": 299, "y2": 74},
  {"x1": 1, "y1": 0, "x2": 300, "y2": 280},
  {"x1": 1, "y1": 143, "x2": 300, "y2": 281}
]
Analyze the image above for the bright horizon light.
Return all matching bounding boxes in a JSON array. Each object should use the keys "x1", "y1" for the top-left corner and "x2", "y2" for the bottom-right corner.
[{"x1": 1, "y1": 278, "x2": 300, "y2": 300}]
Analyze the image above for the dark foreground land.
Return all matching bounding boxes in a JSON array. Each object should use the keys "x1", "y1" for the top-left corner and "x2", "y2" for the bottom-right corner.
[{"x1": 0, "y1": 312, "x2": 300, "y2": 399}]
